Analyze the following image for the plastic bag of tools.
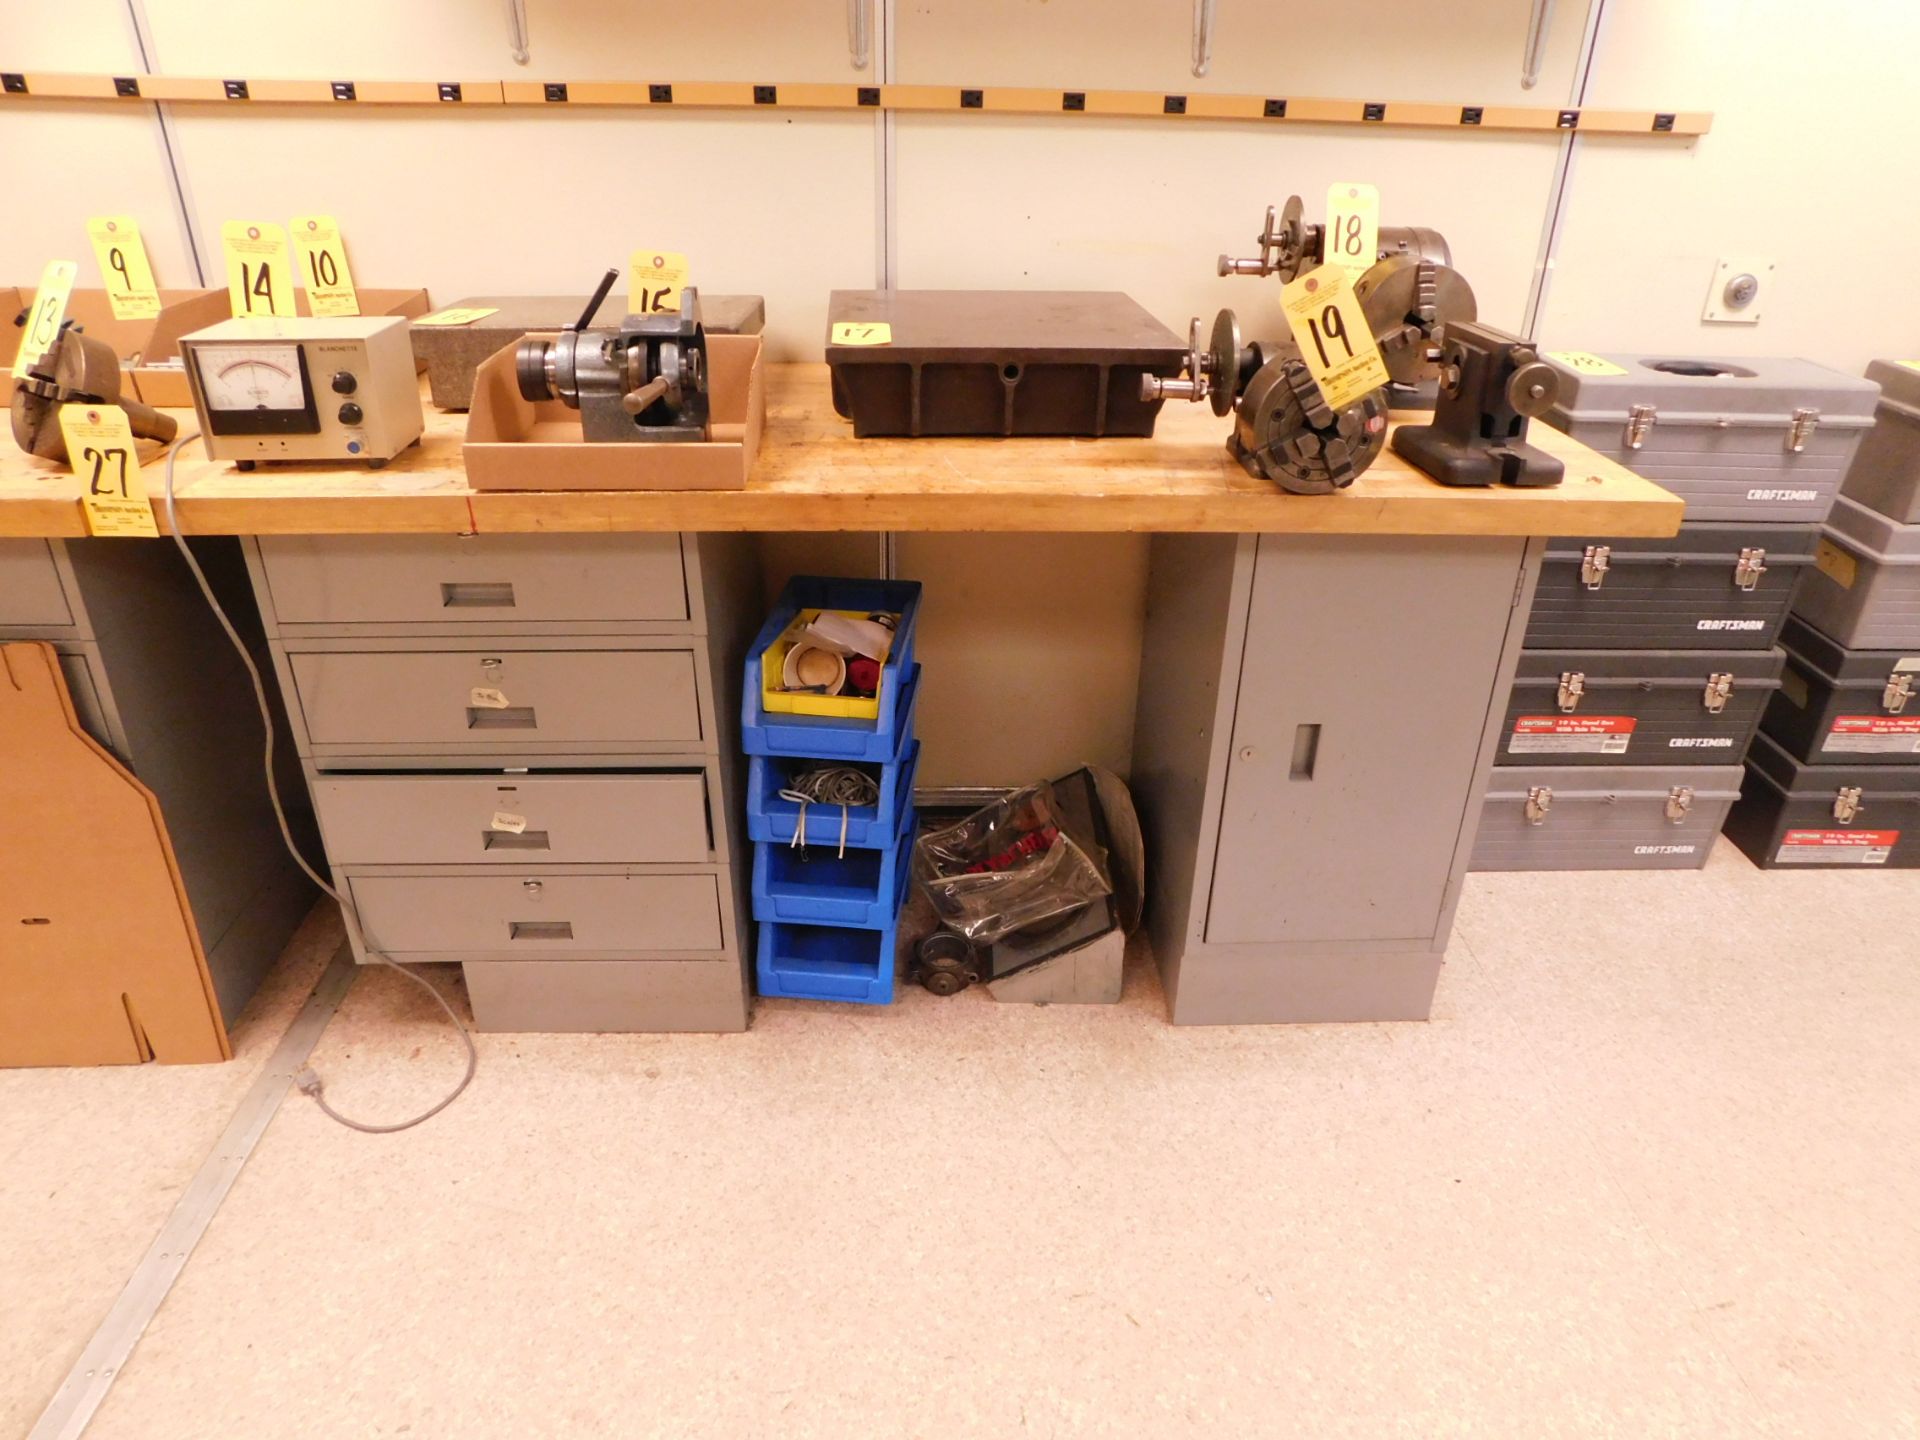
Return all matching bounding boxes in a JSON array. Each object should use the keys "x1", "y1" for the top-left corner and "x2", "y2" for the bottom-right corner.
[{"x1": 912, "y1": 780, "x2": 1114, "y2": 944}]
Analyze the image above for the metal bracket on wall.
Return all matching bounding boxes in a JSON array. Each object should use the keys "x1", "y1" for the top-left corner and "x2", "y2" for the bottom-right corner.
[
  {"x1": 1191, "y1": 0, "x2": 1217, "y2": 78},
  {"x1": 506, "y1": 0, "x2": 530, "y2": 65},
  {"x1": 848, "y1": 0, "x2": 873, "y2": 70},
  {"x1": 1522, "y1": 0, "x2": 1556, "y2": 88}
]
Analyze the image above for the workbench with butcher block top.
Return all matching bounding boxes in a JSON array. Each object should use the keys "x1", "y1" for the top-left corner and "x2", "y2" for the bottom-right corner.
[{"x1": 0, "y1": 365, "x2": 1681, "y2": 1028}]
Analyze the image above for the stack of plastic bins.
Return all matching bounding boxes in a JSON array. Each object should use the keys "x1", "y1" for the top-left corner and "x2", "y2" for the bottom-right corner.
[{"x1": 742, "y1": 576, "x2": 922, "y2": 1004}]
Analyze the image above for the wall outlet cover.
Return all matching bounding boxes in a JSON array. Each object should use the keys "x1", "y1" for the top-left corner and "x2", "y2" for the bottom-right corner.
[{"x1": 1703, "y1": 256, "x2": 1772, "y2": 324}]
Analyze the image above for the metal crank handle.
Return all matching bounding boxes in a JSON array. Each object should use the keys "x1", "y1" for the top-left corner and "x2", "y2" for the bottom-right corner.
[{"x1": 622, "y1": 376, "x2": 671, "y2": 414}]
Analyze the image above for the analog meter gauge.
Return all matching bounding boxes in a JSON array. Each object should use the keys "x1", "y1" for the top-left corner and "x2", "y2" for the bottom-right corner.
[{"x1": 190, "y1": 342, "x2": 319, "y2": 435}]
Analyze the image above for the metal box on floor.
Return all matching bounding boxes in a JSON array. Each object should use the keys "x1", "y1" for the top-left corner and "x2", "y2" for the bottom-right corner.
[
  {"x1": 1761, "y1": 615, "x2": 1920, "y2": 764},
  {"x1": 1723, "y1": 730, "x2": 1920, "y2": 868},
  {"x1": 1526, "y1": 522, "x2": 1816, "y2": 650},
  {"x1": 1792, "y1": 495, "x2": 1920, "y2": 649},
  {"x1": 1471, "y1": 762, "x2": 1743, "y2": 871},
  {"x1": 1541, "y1": 353, "x2": 1876, "y2": 523},
  {"x1": 1838, "y1": 360, "x2": 1920, "y2": 524},
  {"x1": 824, "y1": 290, "x2": 1185, "y2": 438},
  {"x1": 1499, "y1": 647, "x2": 1783, "y2": 766}
]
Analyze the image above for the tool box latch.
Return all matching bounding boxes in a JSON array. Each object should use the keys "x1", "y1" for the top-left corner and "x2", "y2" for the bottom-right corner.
[
  {"x1": 1833, "y1": 786, "x2": 1864, "y2": 824},
  {"x1": 1703, "y1": 673, "x2": 1734, "y2": 714},
  {"x1": 1884, "y1": 672, "x2": 1914, "y2": 715},
  {"x1": 1664, "y1": 786, "x2": 1694, "y2": 822},
  {"x1": 1557, "y1": 671, "x2": 1586, "y2": 712},
  {"x1": 1624, "y1": 403, "x2": 1657, "y2": 450},
  {"x1": 1786, "y1": 407, "x2": 1820, "y2": 453},
  {"x1": 1524, "y1": 786, "x2": 1553, "y2": 825},
  {"x1": 1580, "y1": 544, "x2": 1611, "y2": 590},
  {"x1": 1733, "y1": 547, "x2": 1768, "y2": 592}
]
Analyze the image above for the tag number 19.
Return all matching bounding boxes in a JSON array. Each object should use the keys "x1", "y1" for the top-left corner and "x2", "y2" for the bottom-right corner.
[{"x1": 1306, "y1": 304, "x2": 1354, "y2": 369}]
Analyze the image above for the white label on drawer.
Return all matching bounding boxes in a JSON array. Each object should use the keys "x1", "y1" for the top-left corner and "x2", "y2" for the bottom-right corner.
[
  {"x1": 490, "y1": 811, "x2": 528, "y2": 834},
  {"x1": 1823, "y1": 716, "x2": 1920, "y2": 753},
  {"x1": 1776, "y1": 829, "x2": 1898, "y2": 864},
  {"x1": 1510, "y1": 715, "x2": 1634, "y2": 754},
  {"x1": 470, "y1": 686, "x2": 510, "y2": 709}
]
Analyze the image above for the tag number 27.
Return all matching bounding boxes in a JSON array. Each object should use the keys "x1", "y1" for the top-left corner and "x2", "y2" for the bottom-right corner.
[
  {"x1": 1305, "y1": 305, "x2": 1354, "y2": 369},
  {"x1": 83, "y1": 445, "x2": 131, "y2": 497}
]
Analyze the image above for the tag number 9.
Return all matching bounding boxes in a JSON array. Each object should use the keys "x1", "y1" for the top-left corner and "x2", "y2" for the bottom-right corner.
[{"x1": 108, "y1": 246, "x2": 132, "y2": 292}]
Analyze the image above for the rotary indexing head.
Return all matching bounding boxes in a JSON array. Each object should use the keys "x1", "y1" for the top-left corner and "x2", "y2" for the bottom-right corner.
[
  {"x1": 1231, "y1": 343, "x2": 1390, "y2": 495},
  {"x1": 1355, "y1": 256, "x2": 1478, "y2": 387},
  {"x1": 1218, "y1": 195, "x2": 1316, "y2": 282},
  {"x1": 1140, "y1": 309, "x2": 1261, "y2": 416}
]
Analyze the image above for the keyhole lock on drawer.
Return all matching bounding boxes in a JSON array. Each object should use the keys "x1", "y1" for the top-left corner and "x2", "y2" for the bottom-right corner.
[
  {"x1": 480, "y1": 657, "x2": 505, "y2": 681},
  {"x1": 522, "y1": 879, "x2": 544, "y2": 898}
]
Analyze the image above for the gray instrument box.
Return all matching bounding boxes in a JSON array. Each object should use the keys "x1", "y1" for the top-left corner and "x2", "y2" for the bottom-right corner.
[
  {"x1": 1542, "y1": 353, "x2": 1876, "y2": 523},
  {"x1": 1839, "y1": 360, "x2": 1920, "y2": 523},
  {"x1": 1527, "y1": 521, "x2": 1816, "y2": 650},
  {"x1": 1762, "y1": 614, "x2": 1920, "y2": 765},
  {"x1": 412, "y1": 294, "x2": 766, "y2": 410},
  {"x1": 1499, "y1": 647, "x2": 1783, "y2": 767},
  {"x1": 1792, "y1": 495, "x2": 1920, "y2": 649},
  {"x1": 1471, "y1": 762, "x2": 1742, "y2": 871},
  {"x1": 1724, "y1": 730, "x2": 1920, "y2": 868}
]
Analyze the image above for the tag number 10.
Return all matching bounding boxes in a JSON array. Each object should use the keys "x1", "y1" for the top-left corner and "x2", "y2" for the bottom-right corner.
[{"x1": 1306, "y1": 305, "x2": 1354, "y2": 369}]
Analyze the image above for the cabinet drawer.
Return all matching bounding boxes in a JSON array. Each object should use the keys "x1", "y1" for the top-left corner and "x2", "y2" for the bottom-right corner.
[
  {"x1": 346, "y1": 872, "x2": 724, "y2": 954},
  {"x1": 464, "y1": 959, "x2": 748, "y2": 1033},
  {"x1": 314, "y1": 771, "x2": 711, "y2": 865},
  {"x1": 256, "y1": 533, "x2": 688, "y2": 629},
  {"x1": 0, "y1": 540, "x2": 74, "y2": 629},
  {"x1": 289, "y1": 645, "x2": 703, "y2": 750}
]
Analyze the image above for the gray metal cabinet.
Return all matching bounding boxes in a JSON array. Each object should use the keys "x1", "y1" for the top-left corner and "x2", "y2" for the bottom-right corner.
[
  {"x1": 0, "y1": 537, "x2": 315, "y2": 1026},
  {"x1": 1134, "y1": 532, "x2": 1538, "y2": 1024},
  {"x1": 244, "y1": 532, "x2": 761, "y2": 1033}
]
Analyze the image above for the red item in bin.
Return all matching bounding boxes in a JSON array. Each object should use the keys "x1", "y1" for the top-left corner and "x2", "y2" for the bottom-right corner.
[{"x1": 846, "y1": 655, "x2": 881, "y2": 695}]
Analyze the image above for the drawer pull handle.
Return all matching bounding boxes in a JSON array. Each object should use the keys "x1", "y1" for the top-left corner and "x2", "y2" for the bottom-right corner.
[
  {"x1": 1289, "y1": 723, "x2": 1321, "y2": 781},
  {"x1": 466, "y1": 706, "x2": 537, "y2": 729},
  {"x1": 509, "y1": 920, "x2": 574, "y2": 941},
  {"x1": 483, "y1": 830, "x2": 551, "y2": 851},
  {"x1": 441, "y1": 581, "x2": 517, "y2": 608}
]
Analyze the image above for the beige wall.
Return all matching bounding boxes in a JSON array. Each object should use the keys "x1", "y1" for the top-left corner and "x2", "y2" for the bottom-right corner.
[{"x1": 6, "y1": 0, "x2": 1914, "y2": 783}]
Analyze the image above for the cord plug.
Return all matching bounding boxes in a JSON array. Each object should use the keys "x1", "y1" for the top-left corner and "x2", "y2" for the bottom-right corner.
[{"x1": 294, "y1": 1067, "x2": 324, "y2": 1097}]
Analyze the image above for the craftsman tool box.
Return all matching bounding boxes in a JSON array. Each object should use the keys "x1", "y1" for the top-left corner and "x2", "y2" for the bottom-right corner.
[
  {"x1": 1541, "y1": 353, "x2": 1877, "y2": 524},
  {"x1": 1499, "y1": 647, "x2": 1783, "y2": 767},
  {"x1": 1760, "y1": 615, "x2": 1920, "y2": 765},
  {"x1": 1470, "y1": 762, "x2": 1742, "y2": 871},
  {"x1": 824, "y1": 290, "x2": 1186, "y2": 438},
  {"x1": 1791, "y1": 495, "x2": 1920, "y2": 650},
  {"x1": 1723, "y1": 730, "x2": 1920, "y2": 868},
  {"x1": 1526, "y1": 522, "x2": 1817, "y2": 650},
  {"x1": 1838, "y1": 360, "x2": 1920, "y2": 524}
]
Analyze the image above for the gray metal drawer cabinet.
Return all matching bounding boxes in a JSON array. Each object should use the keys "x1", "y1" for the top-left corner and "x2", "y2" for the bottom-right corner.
[
  {"x1": 286, "y1": 642, "x2": 704, "y2": 754},
  {"x1": 0, "y1": 539, "x2": 78, "y2": 630},
  {"x1": 345, "y1": 871, "x2": 725, "y2": 955},
  {"x1": 254, "y1": 533, "x2": 690, "y2": 632},
  {"x1": 313, "y1": 770, "x2": 714, "y2": 865},
  {"x1": 464, "y1": 958, "x2": 749, "y2": 1033}
]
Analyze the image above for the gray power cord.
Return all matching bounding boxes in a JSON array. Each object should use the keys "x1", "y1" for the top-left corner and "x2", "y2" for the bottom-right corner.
[
  {"x1": 162, "y1": 432, "x2": 477, "y2": 1132},
  {"x1": 779, "y1": 764, "x2": 880, "y2": 858}
]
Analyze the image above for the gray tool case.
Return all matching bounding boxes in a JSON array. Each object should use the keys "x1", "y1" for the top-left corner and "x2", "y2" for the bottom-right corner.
[
  {"x1": 1838, "y1": 360, "x2": 1920, "y2": 523},
  {"x1": 1724, "y1": 730, "x2": 1920, "y2": 868},
  {"x1": 1499, "y1": 647, "x2": 1783, "y2": 766},
  {"x1": 1792, "y1": 495, "x2": 1920, "y2": 649},
  {"x1": 1541, "y1": 353, "x2": 1877, "y2": 523},
  {"x1": 1761, "y1": 614, "x2": 1920, "y2": 764},
  {"x1": 1471, "y1": 762, "x2": 1742, "y2": 871},
  {"x1": 1526, "y1": 522, "x2": 1816, "y2": 650}
]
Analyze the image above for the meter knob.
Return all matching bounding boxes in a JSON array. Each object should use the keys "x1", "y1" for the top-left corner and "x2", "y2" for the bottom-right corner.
[
  {"x1": 330, "y1": 371, "x2": 358, "y2": 395},
  {"x1": 337, "y1": 401, "x2": 364, "y2": 426}
]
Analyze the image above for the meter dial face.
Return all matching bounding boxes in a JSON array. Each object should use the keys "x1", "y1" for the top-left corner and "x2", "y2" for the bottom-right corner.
[
  {"x1": 193, "y1": 341, "x2": 319, "y2": 436},
  {"x1": 197, "y1": 344, "x2": 306, "y2": 410}
]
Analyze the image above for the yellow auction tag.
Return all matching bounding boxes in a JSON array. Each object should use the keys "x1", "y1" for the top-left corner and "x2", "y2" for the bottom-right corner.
[
  {"x1": 85, "y1": 217, "x2": 163, "y2": 320},
  {"x1": 830, "y1": 321, "x2": 892, "y2": 346},
  {"x1": 220, "y1": 221, "x2": 297, "y2": 318},
  {"x1": 58, "y1": 404, "x2": 159, "y2": 538},
  {"x1": 1324, "y1": 182, "x2": 1379, "y2": 273},
  {"x1": 414, "y1": 306, "x2": 500, "y2": 327},
  {"x1": 12, "y1": 259, "x2": 79, "y2": 372},
  {"x1": 1900, "y1": 360, "x2": 1920, "y2": 374},
  {"x1": 290, "y1": 214, "x2": 360, "y2": 316},
  {"x1": 1815, "y1": 538, "x2": 1858, "y2": 590},
  {"x1": 1546, "y1": 350, "x2": 1629, "y2": 377},
  {"x1": 629, "y1": 249, "x2": 690, "y2": 316},
  {"x1": 1279, "y1": 265, "x2": 1389, "y2": 411}
]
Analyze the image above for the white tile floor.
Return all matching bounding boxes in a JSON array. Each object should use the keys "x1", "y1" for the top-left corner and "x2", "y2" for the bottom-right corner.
[{"x1": 3, "y1": 838, "x2": 1916, "y2": 1439}]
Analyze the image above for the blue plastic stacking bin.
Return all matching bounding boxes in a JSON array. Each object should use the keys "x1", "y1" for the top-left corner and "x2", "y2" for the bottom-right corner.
[
  {"x1": 756, "y1": 916, "x2": 902, "y2": 1005},
  {"x1": 745, "y1": 739, "x2": 920, "y2": 849},
  {"x1": 742, "y1": 576, "x2": 923, "y2": 762},
  {"x1": 752, "y1": 817, "x2": 914, "y2": 927}
]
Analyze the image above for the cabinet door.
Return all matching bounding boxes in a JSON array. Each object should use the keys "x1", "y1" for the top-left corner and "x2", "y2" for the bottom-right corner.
[{"x1": 1205, "y1": 535, "x2": 1521, "y2": 946}]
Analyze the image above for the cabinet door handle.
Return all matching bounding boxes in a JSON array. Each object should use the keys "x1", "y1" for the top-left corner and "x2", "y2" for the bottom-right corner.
[
  {"x1": 441, "y1": 581, "x2": 517, "y2": 608},
  {"x1": 509, "y1": 920, "x2": 573, "y2": 941},
  {"x1": 467, "y1": 706, "x2": 537, "y2": 729},
  {"x1": 1290, "y1": 723, "x2": 1322, "y2": 781},
  {"x1": 482, "y1": 830, "x2": 551, "y2": 851}
]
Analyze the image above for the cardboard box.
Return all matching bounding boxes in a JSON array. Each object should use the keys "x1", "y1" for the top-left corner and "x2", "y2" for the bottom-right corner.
[
  {"x1": 5, "y1": 285, "x2": 431, "y2": 408},
  {"x1": 464, "y1": 332, "x2": 763, "y2": 491},
  {"x1": 3, "y1": 286, "x2": 228, "y2": 407}
]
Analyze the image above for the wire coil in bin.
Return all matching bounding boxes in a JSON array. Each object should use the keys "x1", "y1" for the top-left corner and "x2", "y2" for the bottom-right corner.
[{"x1": 778, "y1": 764, "x2": 881, "y2": 858}]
